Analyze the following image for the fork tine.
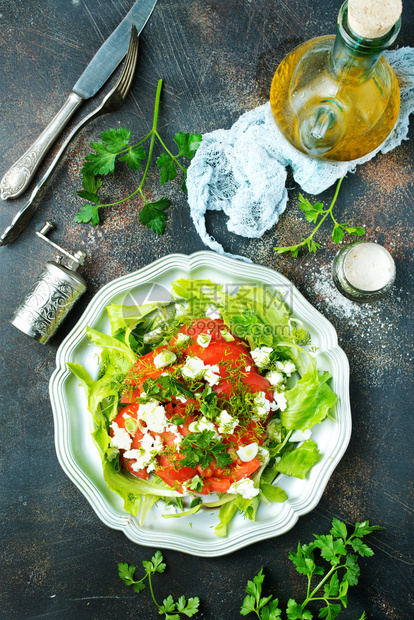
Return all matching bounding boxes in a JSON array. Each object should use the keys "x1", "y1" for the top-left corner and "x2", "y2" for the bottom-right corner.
[
  {"x1": 116, "y1": 25, "x2": 139, "y2": 96},
  {"x1": 119, "y1": 27, "x2": 139, "y2": 98}
]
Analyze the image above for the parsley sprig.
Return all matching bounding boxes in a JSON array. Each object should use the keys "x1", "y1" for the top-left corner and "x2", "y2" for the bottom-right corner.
[
  {"x1": 118, "y1": 551, "x2": 200, "y2": 620},
  {"x1": 74, "y1": 79, "x2": 202, "y2": 233},
  {"x1": 180, "y1": 429, "x2": 233, "y2": 470},
  {"x1": 274, "y1": 177, "x2": 365, "y2": 257},
  {"x1": 240, "y1": 519, "x2": 382, "y2": 619}
]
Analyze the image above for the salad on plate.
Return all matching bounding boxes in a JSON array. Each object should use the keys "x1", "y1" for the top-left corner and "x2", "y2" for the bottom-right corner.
[{"x1": 69, "y1": 279, "x2": 338, "y2": 537}]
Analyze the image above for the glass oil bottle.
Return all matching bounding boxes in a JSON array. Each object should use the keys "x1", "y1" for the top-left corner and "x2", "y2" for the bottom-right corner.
[{"x1": 270, "y1": 0, "x2": 402, "y2": 161}]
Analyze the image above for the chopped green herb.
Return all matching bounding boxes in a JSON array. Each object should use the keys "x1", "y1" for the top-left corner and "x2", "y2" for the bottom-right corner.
[
  {"x1": 240, "y1": 518, "x2": 382, "y2": 619},
  {"x1": 274, "y1": 177, "x2": 365, "y2": 257},
  {"x1": 118, "y1": 551, "x2": 200, "y2": 619},
  {"x1": 74, "y1": 79, "x2": 202, "y2": 233}
]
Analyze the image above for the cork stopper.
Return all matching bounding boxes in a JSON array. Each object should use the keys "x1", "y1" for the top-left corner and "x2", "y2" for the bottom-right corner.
[{"x1": 348, "y1": 0, "x2": 402, "y2": 38}]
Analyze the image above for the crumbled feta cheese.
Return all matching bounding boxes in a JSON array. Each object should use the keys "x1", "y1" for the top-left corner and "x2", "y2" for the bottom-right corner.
[
  {"x1": 204, "y1": 364, "x2": 221, "y2": 386},
  {"x1": 237, "y1": 442, "x2": 259, "y2": 462},
  {"x1": 206, "y1": 306, "x2": 221, "y2": 320},
  {"x1": 228, "y1": 478, "x2": 259, "y2": 499},
  {"x1": 258, "y1": 445, "x2": 270, "y2": 464},
  {"x1": 181, "y1": 356, "x2": 206, "y2": 379},
  {"x1": 273, "y1": 392, "x2": 287, "y2": 412},
  {"x1": 176, "y1": 394, "x2": 187, "y2": 403},
  {"x1": 110, "y1": 422, "x2": 132, "y2": 451},
  {"x1": 138, "y1": 400, "x2": 169, "y2": 433},
  {"x1": 252, "y1": 391, "x2": 272, "y2": 418},
  {"x1": 176, "y1": 332, "x2": 190, "y2": 344},
  {"x1": 188, "y1": 416, "x2": 221, "y2": 440},
  {"x1": 217, "y1": 410, "x2": 239, "y2": 434},
  {"x1": 245, "y1": 365, "x2": 251, "y2": 372},
  {"x1": 289, "y1": 428, "x2": 312, "y2": 442},
  {"x1": 124, "y1": 434, "x2": 164, "y2": 472},
  {"x1": 265, "y1": 370, "x2": 285, "y2": 386},
  {"x1": 153, "y1": 349, "x2": 177, "y2": 369},
  {"x1": 276, "y1": 360, "x2": 296, "y2": 377},
  {"x1": 165, "y1": 423, "x2": 184, "y2": 451},
  {"x1": 197, "y1": 333, "x2": 212, "y2": 348},
  {"x1": 251, "y1": 346, "x2": 273, "y2": 369}
]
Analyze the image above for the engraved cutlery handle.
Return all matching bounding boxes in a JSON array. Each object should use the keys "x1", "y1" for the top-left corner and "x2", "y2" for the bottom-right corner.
[{"x1": 0, "y1": 92, "x2": 83, "y2": 200}]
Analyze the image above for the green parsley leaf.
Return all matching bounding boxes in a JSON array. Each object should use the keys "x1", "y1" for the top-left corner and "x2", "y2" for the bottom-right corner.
[
  {"x1": 353, "y1": 521, "x2": 383, "y2": 538},
  {"x1": 173, "y1": 131, "x2": 202, "y2": 159},
  {"x1": 298, "y1": 194, "x2": 324, "y2": 223},
  {"x1": 81, "y1": 173, "x2": 102, "y2": 195},
  {"x1": 157, "y1": 152, "x2": 178, "y2": 184},
  {"x1": 313, "y1": 534, "x2": 347, "y2": 565},
  {"x1": 176, "y1": 595, "x2": 200, "y2": 617},
  {"x1": 160, "y1": 594, "x2": 176, "y2": 613},
  {"x1": 274, "y1": 244, "x2": 302, "y2": 257},
  {"x1": 318, "y1": 602, "x2": 342, "y2": 620},
  {"x1": 324, "y1": 572, "x2": 339, "y2": 598},
  {"x1": 82, "y1": 146, "x2": 117, "y2": 176},
  {"x1": 330, "y1": 518, "x2": 348, "y2": 540},
  {"x1": 344, "y1": 553, "x2": 360, "y2": 586},
  {"x1": 100, "y1": 127, "x2": 131, "y2": 152},
  {"x1": 119, "y1": 145, "x2": 147, "y2": 170},
  {"x1": 350, "y1": 538, "x2": 374, "y2": 557},
  {"x1": 274, "y1": 177, "x2": 365, "y2": 257},
  {"x1": 332, "y1": 225, "x2": 345, "y2": 244},
  {"x1": 73, "y1": 203, "x2": 100, "y2": 226},
  {"x1": 139, "y1": 197, "x2": 171, "y2": 234},
  {"x1": 286, "y1": 598, "x2": 306, "y2": 619},
  {"x1": 344, "y1": 225, "x2": 365, "y2": 236},
  {"x1": 118, "y1": 562, "x2": 137, "y2": 586}
]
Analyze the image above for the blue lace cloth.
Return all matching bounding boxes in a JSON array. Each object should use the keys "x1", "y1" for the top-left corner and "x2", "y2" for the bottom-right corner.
[{"x1": 186, "y1": 48, "x2": 414, "y2": 261}]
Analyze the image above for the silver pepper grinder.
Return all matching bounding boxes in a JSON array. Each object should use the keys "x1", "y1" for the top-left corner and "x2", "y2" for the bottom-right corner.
[{"x1": 10, "y1": 221, "x2": 87, "y2": 344}]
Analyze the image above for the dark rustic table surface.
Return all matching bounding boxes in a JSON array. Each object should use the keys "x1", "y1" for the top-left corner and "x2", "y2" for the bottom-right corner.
[{"x1": 1, "y1": 1, "x2": 413, "y2": 619}]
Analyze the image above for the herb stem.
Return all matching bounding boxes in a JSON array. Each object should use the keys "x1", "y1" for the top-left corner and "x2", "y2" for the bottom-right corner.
[
  {"x1": 155, "y1": 131, "x2": 187, "y2": 173},
  {"x1": 147, "y1": 571, "x2": 161, "y2": 613},
  {"x1": 306, "y1": 176, "x2": 344, "y2": 242}
]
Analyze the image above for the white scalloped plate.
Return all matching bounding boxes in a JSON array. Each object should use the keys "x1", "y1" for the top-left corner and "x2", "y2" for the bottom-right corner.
[{"x1": 49, "y1": 251, "x2": 351, "y2": 556}]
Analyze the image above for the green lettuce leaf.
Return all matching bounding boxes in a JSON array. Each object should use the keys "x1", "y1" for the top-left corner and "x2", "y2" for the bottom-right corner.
[
  {"x1": 275, "y1": 439, "x2": 321, "y2": 479},
  {"x1": 107, "y1": 302, "x2": 160, "y2": 334},
  {"x1": 281, "y1": 354, "x2": 337, "y2": 430}
]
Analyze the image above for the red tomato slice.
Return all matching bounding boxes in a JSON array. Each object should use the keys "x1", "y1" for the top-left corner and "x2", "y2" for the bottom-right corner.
[
  {"x1": 111, "y1": 404, "x2": 150, "y2": 480},
  {"x1": 124, "y1": 345, "x2": 169, "y2": 386},
  {"x1": 201, "y1": 459, "x2": 261, "y2": 494},
  {"x1": 157, "y1": 454, "x2": 197, "y2": 484}
]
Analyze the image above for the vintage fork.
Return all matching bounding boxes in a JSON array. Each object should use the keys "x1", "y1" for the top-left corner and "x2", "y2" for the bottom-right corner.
[{"x1": 0, "y1": 24, "x2": 139, "y2": 246}]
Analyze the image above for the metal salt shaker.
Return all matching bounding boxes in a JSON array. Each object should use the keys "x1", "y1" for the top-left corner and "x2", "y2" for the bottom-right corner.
[{"x1": 10, "y1": 221, "x2": 87, "y2": 344}]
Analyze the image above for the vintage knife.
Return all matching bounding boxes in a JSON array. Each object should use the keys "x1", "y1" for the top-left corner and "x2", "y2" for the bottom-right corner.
[{"x1": 0, "y1": 0, "x2": 157, "y2": 201}]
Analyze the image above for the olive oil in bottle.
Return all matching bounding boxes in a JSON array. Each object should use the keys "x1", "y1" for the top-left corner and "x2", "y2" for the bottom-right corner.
[{"x1": 270, "y1": 0, "x2": 402, "y2": 161}]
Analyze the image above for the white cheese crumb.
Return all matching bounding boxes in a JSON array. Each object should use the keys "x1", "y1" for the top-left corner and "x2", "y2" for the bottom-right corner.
[
  {"x1": 265, "y1": 370, "x2": 285, "y2": 386},
  {"x1": 273, "y1": 392, "x2": 288, "y2": 412},
  {"x1": 228, "y1": 478, "x2": 259, "y2": 499},
  {"x1": 217, "y1": 410, "x2": 239, "y2": 434},
  {"x1": 188, "y1": 416, "x2": 222, "y2": 440},
  {"x1": 138, "y1": 400, "x2": 169, "y2": 433},
  {"x1": 181, "y1": 356, "x2": 206, "y2": 379},
  {"x1": 275, "y1": 361, "x2": 296, "y2": 377},
  {"x1": 110, "y1": 422, "x2": 132, "y2": 451},
  {"x1": 251, "y1": 346, "x2": 273, "y2": 369},
  {"x1": 204, "y1": 364, "x2": 221, "y2": 386},
  {"x1": 289, "y1": 428, "x2": 312, "y2": 442},
  {"x1": 153, "y1": 349, "x2": 177, "y2": 369},
  {"x1": 252, "y1": 391, "x2": 272, "y2": 418}
]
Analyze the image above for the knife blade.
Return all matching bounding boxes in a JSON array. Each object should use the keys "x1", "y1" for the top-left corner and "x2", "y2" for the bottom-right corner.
[{"x1": 0, "y1": 0, "x2": 157, "y2": 201}]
